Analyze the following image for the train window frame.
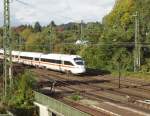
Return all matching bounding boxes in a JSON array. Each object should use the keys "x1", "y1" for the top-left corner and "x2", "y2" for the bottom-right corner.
[
  {"x1": 12, "y1": 55, "x2": 18, "y2": 58},
  {"x1": 75, "y1": 61, "x2": 84, "y2": 65},
  {"x1": 52, "y1": 112, "x2": 57, "y2": 116},
  {"x1": 41, "y1": 58, "x2": 61, "y2": 64},
  {"x1": 20, "y1": 56, "x2": 33, "y2": 60},
  {"x1": 55, "y1": 60, "x2": 61, "y2": 64},
  {"x1": 64, "y1": 61, "x2": 74, "y2": 66},
  {"x1": 35, "y1": 58, "x2": 39, "y2": 61},
  {"x1": 74, "y1": 58, "x2": 83, "y2": 61}
]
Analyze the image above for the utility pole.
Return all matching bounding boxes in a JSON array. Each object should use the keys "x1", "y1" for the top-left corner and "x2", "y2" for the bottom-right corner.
[
  {"x1": 134, "y1": 11, "x2": 140, "y2": 72},
  {"x1": 80, "y1": 20, "x2": 84, "y2": 41},
  {"x1": 19, "y1": 36, "x2": 22, "y2": 51},
  {"x1": 3, "y1": 0, "x2": 12, "y2": 97},
  {"x1": 118, "y1": 56, "x2": 121, "y2": 88},
  {"x1": 49, "y1": 23, "x2": 53, "y2": 53}
]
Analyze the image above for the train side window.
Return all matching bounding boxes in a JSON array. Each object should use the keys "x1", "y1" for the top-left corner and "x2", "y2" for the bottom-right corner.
[
  {"x1": 74, "y1": 58, "x2": 83, "y2": 61},
  {"x1": 49, "y1": 59, "x2": 55, "y2": 63},
  {"x1": 41, "y1": 58, "x2": 45, "y2": 62},
  {"x1": 55, "y1": 60, "x2": 61, "y2": 64},
  {"x1": 35, "y1": 58, "x2": 39, "y2": 61},
  {"x1": 20, "y1": 56, "x2": 32, "y2": 60},
  {"x1": 20, "y1": 56, "x2": 24, "y2": 59},
  {"x1": 64, "y1": 61, "x2": 74, "y2": 66},
  {"x1": 41, "y1": 58, "x2": 50, "y2": 62},
  {"x1": 41, "y1": 59, "x2": 61, "y2": 64},
  {"x1": 13, "y1": 55, "x2": 18, "y2": 58},
  {"x1": 52, "y1": 112, "x2": 56, "y2": 116},
  {"x1": 29, "y1": 57, "x2": 33, "y2": 60}
]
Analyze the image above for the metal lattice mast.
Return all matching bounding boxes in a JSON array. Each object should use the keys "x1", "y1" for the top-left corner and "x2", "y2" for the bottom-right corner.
[
  {"x1": 80, "y1": 20, "x2": 84, "y2": 41},
  {"x1": 3, "y1": 0, "x2": 12, "y2": 97},
  {"x1": 49, "y1": 23, "x2": 53, "y2": 53},
  {"x1": 134, "y1": 11, "x2": 140, "y2": 72}
]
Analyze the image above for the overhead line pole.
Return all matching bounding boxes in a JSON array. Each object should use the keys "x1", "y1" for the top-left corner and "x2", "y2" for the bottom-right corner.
[
  {"x1": 80, "y1": 20, "x2": 84, "y2": 41},
  {"x1": 134, "y1": 11, "x2": 140, "y2": 72},
  {"x1": 49, "y1": 23, "x2": 53, "y2": 53},
  {"x1": 3, "y1": 0, "x2": 12, "y2": 97}
]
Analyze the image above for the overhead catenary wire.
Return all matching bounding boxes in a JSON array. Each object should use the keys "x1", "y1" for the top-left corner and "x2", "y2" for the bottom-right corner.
[
  {"x1": 12, "y1": 0, "x2": 98, "y2": 24},
  {"x1": 14, "y1": 42, "x2": 150, "y2": 47},
  {"x1": 12, "y1": 0, "x2": 76, "y2": 22},
  {"x1": 8, "y1": 1, "x2": 150, "y2": 50},
  {"x1": 14, "y1": 0, "x2": 33, "y2": 7}
]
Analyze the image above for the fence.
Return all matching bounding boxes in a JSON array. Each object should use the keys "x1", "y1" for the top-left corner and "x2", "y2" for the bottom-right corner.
[
  {"x1": 0, "y1": 114, "x2": 11, "y2": 116},
  {"x1": 34, "y1": 91, "x2": 91, "y2": 116}
]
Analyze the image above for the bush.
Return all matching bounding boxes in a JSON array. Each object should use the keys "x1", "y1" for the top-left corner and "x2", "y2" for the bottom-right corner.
[
  {"x1": 70, "y1": 92, "x2": 82, "y2": 101},
  {"x1": 141, "y1": 65, "x2": 150, "y2": 73},
  {"x1": 9, "y1": 106, "x2": 38, "y2": 116},
  {"x1": 8, "y1": 70, "x2": 36, "y2": 109}
]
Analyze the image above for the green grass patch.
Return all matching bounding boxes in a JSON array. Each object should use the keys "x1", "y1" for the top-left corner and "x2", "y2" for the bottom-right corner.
[
  {"x1": 71, "y1": 95, "x2": 82, "y2": 101},
  {"x1": 111, "y1": 71, "x2": 150, "y2": 81},
  {"x1": 70, "y1": 92, "x2": 82, "y2": 101}
]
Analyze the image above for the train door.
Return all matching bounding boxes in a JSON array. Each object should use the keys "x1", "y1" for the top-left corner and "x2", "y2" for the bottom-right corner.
[
  {"x1": 39, "y1": 54, "x2": 42, "y2": 68},
  {"x1": 60, "y1": 60, "x2": 64, "y2": 72},
  {"x1": 59, "y1": 56, "x2": 62, "y2": 72}
]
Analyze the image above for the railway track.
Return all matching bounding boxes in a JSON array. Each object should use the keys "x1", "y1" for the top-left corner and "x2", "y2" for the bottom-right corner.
[
  {"x1": 11, "y1": 64, "x2": 150, "y2": 115},
  {"x1": 12, "y1": 62, "x2": 150, "y2": 92},
  {"x1": 60, "y1": 98, "x2": 108, "y2": 116},
  {"x1": 33, "y1": 69, "x2": 150, "y2": 100},
  {"x1": 11, "y1": 63, "x2": 149, "y2": 100},
  {"x1": 32, "y1": 69, "x2": 150, "y2": 114}
]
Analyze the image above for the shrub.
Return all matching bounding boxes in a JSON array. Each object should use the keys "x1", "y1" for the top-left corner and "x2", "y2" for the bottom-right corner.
[{"x1": 8, "y1": 70, "x2": 36, "y2": 109}]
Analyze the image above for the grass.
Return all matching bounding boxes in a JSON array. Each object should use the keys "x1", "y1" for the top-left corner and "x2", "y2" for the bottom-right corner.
[
  {"x1": 70, "y1": 92, "x2": 82, "y2": 101},
  {"x1": 71, "y1": 95, "x2": 82, "y2": 101},
  {"x1": 111, "y1": 71, "x2": 150, "y2": 81}
]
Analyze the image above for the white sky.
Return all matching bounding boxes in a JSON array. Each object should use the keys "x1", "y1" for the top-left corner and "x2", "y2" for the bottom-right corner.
[{"x1": 0, "y1": 0, "x2": 115, "y2": 26}]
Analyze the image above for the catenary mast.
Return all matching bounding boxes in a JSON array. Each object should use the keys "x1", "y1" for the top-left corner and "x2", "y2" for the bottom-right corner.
[{"x1": 3, "y1": 0, "x2": 12, "y2": 97}]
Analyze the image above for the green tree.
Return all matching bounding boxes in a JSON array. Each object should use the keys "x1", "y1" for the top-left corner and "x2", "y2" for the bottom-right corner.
[
  {"x1": 8, "y1": 71, "x2": 36, "y2": 109},
  {"x1": 34, "y1": 22, "x2": 42, "y2": 32}
]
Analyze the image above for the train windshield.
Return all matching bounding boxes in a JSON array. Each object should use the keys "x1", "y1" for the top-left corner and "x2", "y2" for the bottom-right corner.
[
  {"x1": 74, "y1": 58, "x2": 84, "y2": 65},
  {"x1": 76, "y1": 61, "x2": 84, "y2": 65}
]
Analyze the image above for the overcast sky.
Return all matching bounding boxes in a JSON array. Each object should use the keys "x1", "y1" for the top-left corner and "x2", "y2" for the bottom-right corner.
[{"x1": 0, "y1": 0, "x2": 115, "y2": 26}]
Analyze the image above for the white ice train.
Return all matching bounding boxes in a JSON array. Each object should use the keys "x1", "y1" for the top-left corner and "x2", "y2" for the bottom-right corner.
[{"x1": 0, "y1": 49, "x2": 86, "y2": 74}]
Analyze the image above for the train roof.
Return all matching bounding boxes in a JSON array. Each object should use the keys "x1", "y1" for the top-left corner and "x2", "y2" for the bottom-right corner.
[
  {"x1": 19, "y1": 52, "x2": 81, "y2": 60},
  {"x1": 16, "y1": 51, "x2": 81, "y2": 59},
  {"x1": 19, "y1": 51, "x2": 43, "y2": 58},
  {"x1": 0, "y1": 49, "x2": 82, "y2": 60},
  {"x1": 41, "y1": 53, "x2": 81, "y2": 60}
]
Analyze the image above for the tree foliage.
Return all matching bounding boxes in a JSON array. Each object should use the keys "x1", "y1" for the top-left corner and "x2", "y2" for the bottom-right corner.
[
  {"x1": 102, "y1": 0, "x2": 150, "y2": 71},
  {"x1": 0, "y1": 0, "x2": 149, "y2": 72},
  {"x1": 34, "y1": 22, "x2": 42, "y2": 32},
  {"x1": 8, "y1": 71, "x2": 35, "y2": 109}
]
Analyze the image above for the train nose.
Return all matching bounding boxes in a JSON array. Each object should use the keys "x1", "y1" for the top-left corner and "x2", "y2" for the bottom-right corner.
[
  {"x1": 77, "y1": 65, "x2": 84, "y2": 69},
  {"x1": 79, "y1": 66, "x2": 86, "y2": 72}
]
